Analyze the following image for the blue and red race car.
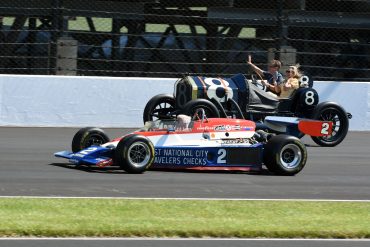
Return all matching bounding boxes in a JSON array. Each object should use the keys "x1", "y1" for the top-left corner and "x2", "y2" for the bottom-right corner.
[{"x1": 55, "y1": 110, "x2": 332, "y2": 176}]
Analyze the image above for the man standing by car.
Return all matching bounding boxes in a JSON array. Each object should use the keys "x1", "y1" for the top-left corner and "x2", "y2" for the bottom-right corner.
[{"x1": 247, "y1": 55, "x2": 284, "y2": 89}]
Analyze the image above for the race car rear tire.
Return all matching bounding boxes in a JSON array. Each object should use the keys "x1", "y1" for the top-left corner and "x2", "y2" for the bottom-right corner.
[
  {"x1": 183, "y1": 99, "x2": 220, "y2": 118},
  {"x1": 263, "y1": 135, "x2": 307, "y2": 176},
  {"x1": 115, "y1": 135, "x2": 155, "y2": 174},
  {"x1": 143, "y1": 94, "x2": 176, "y2": 123},
  {"x1": 311, "y1": 102, "x2": 349, "y2": 147},
  {"x1": 72, "y1": 127, "x2": 110, "y2": 153}
]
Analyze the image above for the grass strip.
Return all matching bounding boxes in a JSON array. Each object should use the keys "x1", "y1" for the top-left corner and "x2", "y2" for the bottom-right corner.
[{"x1": 0, "y1": 198, "x2": 369, "y2": 238}]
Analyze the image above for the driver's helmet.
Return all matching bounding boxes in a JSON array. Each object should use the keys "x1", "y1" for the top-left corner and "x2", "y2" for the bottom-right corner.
[{"x1": 176, "y1": 114, "x2": 192, "y2": 130}]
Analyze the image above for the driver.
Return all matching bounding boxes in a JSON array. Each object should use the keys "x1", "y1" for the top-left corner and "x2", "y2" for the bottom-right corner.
[
  {"x1": 247, "y1": 55, "x2": 284, "y2": 87},
  {"x1": 176, "y1": 114, "x2": 192, "y2": 130}
]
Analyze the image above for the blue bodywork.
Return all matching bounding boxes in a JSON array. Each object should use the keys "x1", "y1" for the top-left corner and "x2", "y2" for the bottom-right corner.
[
  {"x1": 55, "y1": 146, "x2": 113, "y2": 166},
  {"x1": 55, "y1": 143, "x2": 264, "y2": 169},
  {"x1": 153, "y1": 144, "x2": 263, "y2": 169},
  {"x1": 262, "y1": 116, "x2": 305, "y2": 137}
]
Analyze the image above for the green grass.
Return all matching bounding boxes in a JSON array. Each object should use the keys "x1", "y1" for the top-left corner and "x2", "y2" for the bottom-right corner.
[{"x1": 0, "y1": 198, "x2": 369, "y2": 238}]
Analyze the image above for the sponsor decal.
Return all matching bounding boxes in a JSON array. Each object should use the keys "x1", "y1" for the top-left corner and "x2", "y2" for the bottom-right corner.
[
  {"x1": 96, "y1": 158, "x2": 113, "y2": 168},
  {"x1": 233, "y1": 125, "x2": 241, "y2": 130},
  {"x1": 215, "y1": 125, "x2": 226, "y2": 131},
  {"x1": 154, "y1": 148, "x2": 209, "y2": 166},
  {"x1": 215, "y1": 125, "x2": 231, "y2": 131},
  {"x1": 215, "y1": 125, "x2": 242, "y2": 131},
  {"x1": 196, "y1": 126, "x2": 215, "y2": 131},
  {"x1": 221, "y1": 138, "x2": 249, "y2": 144}
]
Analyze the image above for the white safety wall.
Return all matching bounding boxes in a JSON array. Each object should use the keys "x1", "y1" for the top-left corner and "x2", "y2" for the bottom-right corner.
[
  {"x1": 0, "y1": 74, "x2": 175, "y2": 127},
  {"x1": 313, "y1": 81, "x2": 369, "y2": 131},
  {"x1": 0, "y1": 74, "x2": 369, "y2": 130}
]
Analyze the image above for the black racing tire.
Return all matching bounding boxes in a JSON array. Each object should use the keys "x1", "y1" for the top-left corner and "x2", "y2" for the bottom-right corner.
[
  {"x1": 311, "y1": 102, "x2": 349, "y2": 147},
  {"x1": 115, "y1": 135, "x2": 155, "y2": 174},
  {"x1": 183, "y1": 99, "x2": 220, "y2": 118},
  {"x1": 143, "y1": 94, "x2": 176, "y2": 123},
  {"x1": 263, "y1": 135, "x2": 307, "y2": 176},
  {"x1": 72, "y1": 127, "x2": 110, "y2": 153}
]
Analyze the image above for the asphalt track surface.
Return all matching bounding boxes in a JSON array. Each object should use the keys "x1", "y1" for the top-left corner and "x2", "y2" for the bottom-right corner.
[
  {"x1": 1, "y1": 239, "x2": 370, "y2": 247},
  {"x1": 0, "y1": 127, "x2": 369, "y2": 200}
]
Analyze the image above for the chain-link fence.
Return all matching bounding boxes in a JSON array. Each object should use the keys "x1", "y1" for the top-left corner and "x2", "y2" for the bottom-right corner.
[{"x1": 1, "y1": 0, "x2": 370, "y2": 80}]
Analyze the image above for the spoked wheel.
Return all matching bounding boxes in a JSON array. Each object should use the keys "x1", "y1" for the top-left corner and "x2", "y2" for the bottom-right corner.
[
  {"x1": 72, "y1": 127, "x2": 110, "y2": 153},
  {"x1": 115, "y1": 135, "x2": 155, "y2": 174},
  {"x1": 183, "y1": 99, "x2": 220, "y2": 118},
  {"x1": 311, "y1": 103, "x2": 349, "y2": 147},
  {"x1": 143, "y1": 94, "x2": 176, "y2": 123}
]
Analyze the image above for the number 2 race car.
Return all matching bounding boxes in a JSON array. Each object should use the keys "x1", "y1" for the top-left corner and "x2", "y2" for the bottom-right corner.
[
  {"x1": 55, "y1": 110, "x2": 333, "y2": 176},
  {"x1": 143, "y1": 73, "x2": 351, "y2": 147}
]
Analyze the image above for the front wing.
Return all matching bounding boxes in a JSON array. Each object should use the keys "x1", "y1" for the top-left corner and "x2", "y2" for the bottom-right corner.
[{"x1": 55, "y1": 146, "x2": 114, "y2": 167}]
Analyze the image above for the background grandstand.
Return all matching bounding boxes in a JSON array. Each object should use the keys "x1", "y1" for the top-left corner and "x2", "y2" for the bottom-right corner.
[{"x1": 0, "y1": 0, "x2": 369, "y2": 80}]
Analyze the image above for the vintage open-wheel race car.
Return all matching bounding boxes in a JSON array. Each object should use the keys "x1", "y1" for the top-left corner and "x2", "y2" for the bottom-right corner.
[
  {"x1": 143, "y1": 73, "x2": 352, "y2": 147},
  {"x1": 55, "y1": 109, "x2": 336, "y2": 176}
]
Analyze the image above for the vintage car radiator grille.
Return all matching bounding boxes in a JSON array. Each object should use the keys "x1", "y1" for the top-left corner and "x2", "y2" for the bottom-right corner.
[{"x1": 175, "y1": 79, "x2": 193, "y2": 109}]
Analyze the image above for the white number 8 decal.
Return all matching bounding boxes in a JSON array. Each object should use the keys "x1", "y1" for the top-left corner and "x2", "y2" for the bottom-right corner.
[
  {"x1": 305, "y1": 91, "x2": 315, "y2": 105},
  {"x1": 299, "y1": 75, "x2": 310, "y2": 85},
  {"x1": 204, "y1": 78, "x2": 234, "y2": 102},
  {"x1": 321, "y1": 123, "x2": 330, "y2": 135}
]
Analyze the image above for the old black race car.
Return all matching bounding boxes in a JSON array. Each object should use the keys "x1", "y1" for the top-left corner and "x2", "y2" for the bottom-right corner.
[{"x1": 143, "y1": 73, "x2": 351, "y2": 147}]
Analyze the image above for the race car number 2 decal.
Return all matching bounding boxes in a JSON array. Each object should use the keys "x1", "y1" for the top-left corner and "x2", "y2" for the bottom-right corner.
[
  {"x1": 78, "y1": 147, "x2": 98, "y2": 155},
  {"x1": 73, "y1": 146, "x2": 99, "y2": 158},
  {"x1": 217, "y1": 149, "x2": 227, "y2": 164},
  {"x1": 321, "y1": 122, "x2": 330, "y2": 135}
]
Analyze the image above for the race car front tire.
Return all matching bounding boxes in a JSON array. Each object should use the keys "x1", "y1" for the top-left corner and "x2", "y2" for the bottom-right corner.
[
  {"x1": 263, "y1": 135, "x2": 307, "y2": 176},
  {"x1": 72, "y1": 127, "x2": 110, "y2": 153},
  {"x1": 115, "y1": 135, "x2": 155, "y2": 174}
]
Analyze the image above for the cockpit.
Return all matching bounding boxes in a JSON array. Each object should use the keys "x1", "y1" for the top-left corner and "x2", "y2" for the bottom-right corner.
[{"x1": 141, "y1": 115, "x2": 194, "y2": 132}]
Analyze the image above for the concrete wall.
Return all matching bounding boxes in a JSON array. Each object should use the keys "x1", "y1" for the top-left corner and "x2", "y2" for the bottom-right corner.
[{"x1": 0, "y1": 74, "x2": 368, "y2": 130}]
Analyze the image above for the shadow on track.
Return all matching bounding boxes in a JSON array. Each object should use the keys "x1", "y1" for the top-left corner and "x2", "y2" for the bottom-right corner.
[
  {"x1": 49, "y1": 163, "x2": 126, "y2": 174},
  {"x1": 305, "y1": 144, "x2": 321, "y2": 147},
  {"x1": 49, "y1": 163, "x2": 279, "y2": 176}
]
